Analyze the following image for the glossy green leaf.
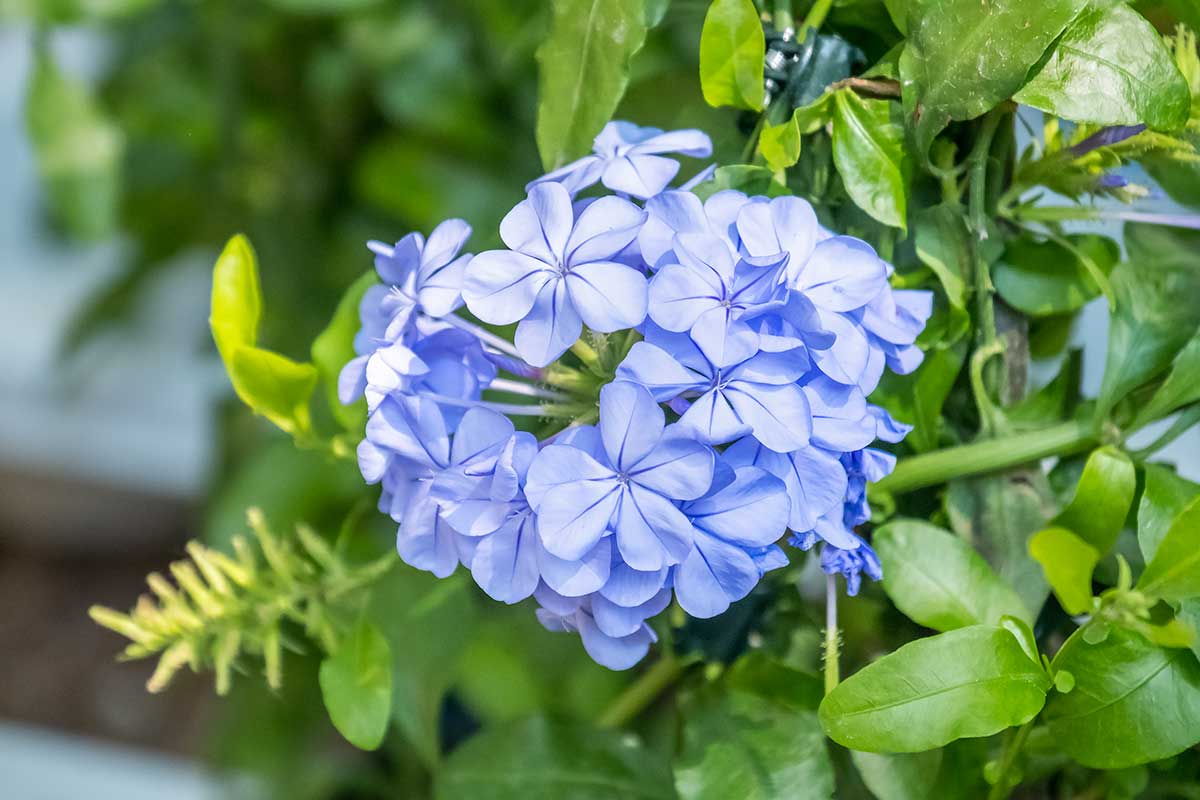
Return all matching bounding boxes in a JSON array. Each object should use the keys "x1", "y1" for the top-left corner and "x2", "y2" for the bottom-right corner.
[
  {"x1": 759, "y1": 118, "x2": 802, "y2": 172},
  {"x1": 875, "y1": 519, "x2": 1032, "y2": 630},
  {"x1": 993, "y1": 235, "x2": 1118, "y2": 318},
  {"x1": 536, "y1": 0, "x2": 648, "y2": 170},
  {"x1": 369, "y1": 569, "x2": 476, "y2": 766},
  {"x1": 1137, "y1": 463, "x2": 1200, "y2": 563},
  {"x1": 870, "y1": 342, "x2": 966, "y2": 453},
  {"x1": 853, "y1": 742, "x2": 989, "y2": 800},
  {"x1": 1098, "y1": 225, "x2": 1200, "y2": 417},
  {"x1": 676, "y1": 690, "x2": 833, "y2": 800},
  {"x1": 1008, "y1": 349, "x2": 1082, "y2": 427},
  {"x1": 25, "y1": 45, "x2": 122, "y2": 240},
  {"x1": 1136, "y1": 496, "x2": 1200, "y2": 602},
  {"x1": 819, "y1": 626, "x2": 1051, "y2": 752},
  {"x1": 436, "y1": 717, "x2": 676, "y2": 799},
  {"x1": 1028, "y1": 526, "x2": 1098, "y2": 615},
  {"x1": 831, "y1": 90, "x2": 909, "y2": 231},
  {"x1": 1014, "y1": 5, "x2": 1190, "y2": 131},
  {"x1": 1051, "y1": 445, "x2": 1135, "y2": 555},
  {"x1": 898, "y1": 0, "x2": 1089, "y2": 158},
  {"x1": 1134, "y1": 334, "x2": 1200, "y2": 429},
  {"x1": 210, "y1": 235, "x2": 263, "y2": 365},
  {"x1": 694, "y1": 165, "x2": 785, "y2": 199},
  {"x1": 945, "y1": 471, "x2": 1055, "y2": 617},
  {"x1": 311, "y1": 270, "x2": 376, "y2": 432},
  {"x1": 1046, "y1": 626, "x2": 1200, "y2": 768},
  {"x1": 914, "y1": 204, "x2": 969, "y2": 313},
  {"x1": 228, "y1": 347, "x2": 318, "y2": 436},
  {"x1": 699, "y1": 0, "x2": 764, "y2": 111},
  {"x1": 318, "y1": 619, "x2": 392, "y2": 750}
]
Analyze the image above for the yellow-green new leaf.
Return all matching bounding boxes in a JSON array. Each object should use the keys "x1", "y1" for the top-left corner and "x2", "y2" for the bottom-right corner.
[
  {"x1": 229, "y1": 347, "x2": 318, "y2": 436},
  {"x1": 1051, "y1": 445, "x2": 1135, "y2": 556},
  {"x1": 1029, "y1": 526, "x2": 1098, "y2": 615},
  {"x1": 210, "y1": 235, "x2": 263, "y2": 366},
  {"x1": 312, "y1": 270, "x2": 376, "y2": 432},
  {"x1": 699, "y1": 0, "x2": 764, "y2": 110},
  {"x1": 1137, "y1": 496, "x2": 1200, "y2": 602}
]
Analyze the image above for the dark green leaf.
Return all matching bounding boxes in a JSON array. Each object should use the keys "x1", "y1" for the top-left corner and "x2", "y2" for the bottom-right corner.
[
  {"x1": 1028, "y1": 526, "x2": 1098, "y2": 615},
  {"x1": 898, "y1": 0, "x2": 1089, "y2": 158},
  {"x1": 536, "y1": 0, "x2": 648, "y2": 169},
  {"x1": 945, "y1": 471, "x2": 1056, "y2": 614},
  {"x1": 699, "y1": 0, "x2": 764, "y2": 111},
  {"x1": 819, "y1": 625, "x2": 1051, "y2": 752},
  {"x1": 1136, "y1": 496, "x2": 1200, "y2": 601},
  {"x1": 1045, "y1": 626, "x2": 1200, "y2": 768},
  {"x1": 228, "y1": 347, "x2": 318, "y2": 436},
  {"x1": 831, "y1": 90, "x2": 910, "y2": 231},
  {"x1": 870, "y1": 342, "x2": 966, "y2": 452},
  {"x1": 25, "y1": 45, "x2": 122, "y2": 240},
  {"x1": 1137, "y1": 463, "x2": 1200, "y2": 562},
  {"x1": 436, "y1": 717, "x2": 676, "y2": 799},
  {"x1": 1014, "y1": 5, "x2": 1190, "y2": 130},
  {"x1": 312, "y1": 270, "x2": 376, "y2": 432},
  {"x1": 1051, "y1": 445, "x2": 1135, "y2": 555},
  {"x1": 875, "y1": 519, "x2": 1033, "y2": 630},
  {"x1": 1097, "y1": 225, "x2": 1200, "y2": 417},
  {"x1": 369, "y1": 569, "x2": 476, "y2": 766},
  {"x1": 723, "y1": 651, "x2": 824, "y2": 711},
  {"x1": 676, "y1": 690, "x2": 833, "y2": 800},
  {"x1": 993, "y1": 235, "x2": 1118, "y2": 317},
  {"x1": 318, "y1": 619, "x2": 392, "y2": 750}
]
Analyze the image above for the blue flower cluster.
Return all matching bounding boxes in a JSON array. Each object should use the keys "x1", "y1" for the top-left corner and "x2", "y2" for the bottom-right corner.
[{"x1": 340, "y1": 122, "x2": 930, "y2": 669}]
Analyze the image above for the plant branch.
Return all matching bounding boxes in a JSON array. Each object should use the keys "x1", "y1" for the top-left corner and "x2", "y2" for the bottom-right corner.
[
  {"x1": 872, "y1": 419, "x2": 1100, "y2": 496},
  {"x1": 801, "y1": 0, "x2": 834, "y2": 30},
  {"x1": 828, "y1": 76, "x2": 902, "y2": 98},
  {"x1": 596, "y1": 652, "x2": 692, "y2": 728},
  {"x1": 824, "y1": 573, "x2": 840, "y2": 695},
  {"x1": 986, "y1": 717, "x2": 1036, "y2": 800}
]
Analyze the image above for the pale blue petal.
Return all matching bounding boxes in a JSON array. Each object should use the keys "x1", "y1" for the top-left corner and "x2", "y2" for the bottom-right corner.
[
  {"x1": 565, "y1": 196, "x2": 647, "y2": 264},
  {"x1": 678, "y1": 388, "x2": 751, "y2": 445},
  {"x1": 600, "y1": 561, "x2": 670, "y2": 607},
  {"x1": 470, "y1": 512, "x2": 540, "y2": 604},
  {"x1": 615, "y1": 341, "x2": 708, "y2": 401},
  {"x1": 525, "y1": 443, "x2": 615, "y2": 510},
  {"x1": 367, "y1": 395, "x2": 450, "y2": 467},
  {"x1": 538, "y1": 535, "x2": 612, "y2": 597},
  {"x1": 374, "y1": 232, "x2": 422, "y2": 288},
  {"x1": 627, "y1": 434, "x2": 714, "y2": 500},
  {"x1": 796, "y1": 236, "x2": 888, "y2": 312},
  {"x1": 420, "y1": 219, "x2": 471, "y2": 278},
  {"x1": 578, "y1": 612, "x2": 655, "y2": 670},
  {"x1": 515, "y1": 279, "x2": 582, "y2": 367},
  {"x1": 631, "y1": 129, "x2": 712, "y2": 157},
  {"x1": 647, "y1": 262, "x2": 722, "y2": 332},
  {"x1": 398, "y1": 488, "x2": 460, "y2": 578},
  {"x1": 639, "y1": 190, "x2": 708, "y2": 269},
  {"x1": 418, "y1": 253, "x2": 469, "y2": 317},
  {"x1": 338, "y1": 354, "x2": 368, "y2": 405},
  {"x1": 527, "y1": 154, "x2": 606, "y2": 195},
  {"x1": 690, "y1": 306, "x2": 759, "y2": 368},
  {"x1": 725, "y1": 348, "x2": 810, "y2": 386},
  {"x1": 685, "y1": 466, "x2": 788, "y2": 548},
  {"x1": 462, "y1": 250, "x2": 553, "y2": 324},
  {"x1": 601, "y1": 154, "x2": 681, "y2": 198},
  {"x1": 534, "y1": 582, "x2": 584, "y2": 616},
  {"x1": 450, "y1": 407, "x2": 514, "y2": 465},
  {"x1": 499, "y1": 182, "x2": 573, "y2": 262},
  {"x1": 674, "y1": 529, "x2": 759, "y2": 618},
  {"x1": 565, "y1": 261, "x2": 648, "y2": 332},
  {"x1": 357, "y1": 439, "x2": 388, "y2": 484},
  {"x1": 674, "y1": 231, "x2": 736, "y2": 287},
  {"x1": 810, "y1": 310, "x2": 870, "y2": 384},
  {"x1": 536, "y1": 479, "x2": 620, "y2": 560},
  {"x1": 724, "y1": 381, "x2": 811, "y2": 452},
  {"x1": 591, "y1": 588, "x2": 672, "y2": 638},
  {"x1": 616, "y1": 484, "x2": 695, "y2": 570},
  {"x1": 599, "y1": 381, "x2": 665, "y2": 471}
]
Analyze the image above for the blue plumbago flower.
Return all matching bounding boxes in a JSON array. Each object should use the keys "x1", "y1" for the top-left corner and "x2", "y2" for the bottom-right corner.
[
  {"x1": 529, "y1": 121, "x2": 712, "y2": 199},
  {"x1": 337, "y1": 123, "x2": 931, "y2": 667},
  {"x1": 462, "y1": 182, "x2": 649, "y2": 367}
]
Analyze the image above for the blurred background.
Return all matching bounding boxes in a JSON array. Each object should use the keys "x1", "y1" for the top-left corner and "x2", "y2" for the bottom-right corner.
[{"x1": 2, "y1": 1, "x2": 1198, "y2": 798}]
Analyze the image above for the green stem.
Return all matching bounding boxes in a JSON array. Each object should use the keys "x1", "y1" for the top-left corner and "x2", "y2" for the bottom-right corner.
[
  {"x1": 1130, "y1": 404, "x2": 1200, "y2": 460},
  {"x1": 741, "y1": 113, "x2": 767, "y2": 163},
  {"x1": 987, "y1": 718, "x2": 1036, "y2": 800},
  {"x1": 802, "y1": 0, "x2": 834, "y2": 30},
  {"x1": 772, "y1": 0, "x2": 794, "y2": 31},
  {"x1": 967, "y1": 109, "x2": 1006, "y2": 435},
  {"x1": 872, "y1": 419, "x2": 1100, "y2": 496},
  {"x1": 596, "y1": 654, "x2": 690, "y2": 728},
  {"x1": 824, "y1": 574, "x2": 840, "y2": 695}
]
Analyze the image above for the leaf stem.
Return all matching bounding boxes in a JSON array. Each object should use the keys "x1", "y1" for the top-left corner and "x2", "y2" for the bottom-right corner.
[
  {"x1": 967, "y1": 109, "x2": 1006, "y2": 435},
  {"x1": 824, "y1": 573, "x2": 840, "y2": 695},
  {"x1": 872, "y1": 419, "x2": 1100, "y2": 496},
  {"x1": 801, "y1": 0, "x2": 835, "y2": 30},
  {"x1": 986, "y1": 718, "x2": 1036, "y2": 800},
  {"x1": 1129, "y1": 404, "x2": 1200, "y2": 460},
  {"x1": 595, "y1": 652, "x2": 690, "y2": 728}
]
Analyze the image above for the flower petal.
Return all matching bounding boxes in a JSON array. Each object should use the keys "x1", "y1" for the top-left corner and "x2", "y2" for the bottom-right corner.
[
  {"x1": 515, "y1": 279, "x2": 582, "y2": 367},
  {"x1": 614, "y1": 485, "x2": 694, "y2": 570},
  {"x1": 628, "y1": 433, "x2": 714, "y2": 500},
  {"x1": 420, "y1": 219, "x2": 471, "y2": 278},
  {"x1": 538, "y1": 535, "x2": 612, "y2": 597},
  {"x1": 398, "y1": 488, "x2": 460, "y2": 578},
  {"x1": 525, "y1": 443, "x2": 615, "y2": 510},
  {"x1": 565, "y1": 195, "x2": 647, "y2": 265},
  {"x1": 418, "y1": 253, "x2": 470, "y2": 317},
  {"x1": 685, "y1": 466, "x2": 788, "y2": 548},
  {"x1": 689, "y1": 306, "x2": 758, "y2": 368},
  {"x1": 599, "y1": 381, "x2": 665, "y2": 471},
  {"x1": 591, "y1": 588, "x2": 672, "y2": 638},
  {"x1": 367, "y1": 394, "x2": 450, "y2": 467},
  {"x1": 647, "y1": 261, "x2": 723, "y2": 332},
  {"x1": 500, "y1": 182, "x2": 573, "y2": 263},
  {"x1": 578, "y1": 612, "x2": 655, "y2": 670},
  {"x1": 565, "y1": 261, "x2": 649, "y2": 332},
  {"x1": 601, "y1": 154, "x2": 681, "y2": 198},
  {"x1": 639, "y1": 190, "x2": 708, "y2": 269},
  {"x1": 629, "y1": 128, "x2": 713, "y2": 158},
  {"x1": 677, "y1": 388, "x2": 751, "y2": 445},
  {"x1": 462, "y1": 250, "x2": 553, "y2": 325},
  {"x1": 615, "y1": 341, "x2": 708, "y2": 401},
  {"x1": 536, "y1": 480, "x2": 620, "y2": 561},
  {"x1": 450, "y1": 407, "x2": 515, "y2": 465},
  {"x1": 673, "y1": 529, "x2": 759, "y2": 618},
  {"x1": 600, "y1": 561, "x2": 670, "y2": 607},
  {"x1": 470, "y1": 512, "x2": 540, "y2": 603},
  {"x1": 724, "y1": 381, "x2": 811, "y2": 453},
  {"x1": 796, "y1": 236, "x2": 888, "y2": 312}
]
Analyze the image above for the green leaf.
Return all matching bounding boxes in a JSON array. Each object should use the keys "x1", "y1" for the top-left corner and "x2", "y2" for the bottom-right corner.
[
  {"x1": 831, "y1": 90, "x2": 910, "y2": 231},
  {"x1": 311, "y1": 270, "x2": 376, "y2": 432},
  {"x1": 1008, "y1": 348, "x2": 1082, "y2": 427},
  {"x1": 228, "y1": 347, "x2": 318, "y2": 436},
  {"x1": 22, "y1": 0, "x2": 162, "y2": 22},
  {"x1": 945, "y1": 471, "x2": 1056, "y2": 618},
  {"x1": 436, "y1": 717, "x2": 676, "y2": 799},
  {"x1": 1137, "y1": 463, "x2": 1200, "y2": 563},
  {"x1": 25, "y1": 45, "x2": 122, "y2": 240},
  {"x1": 898, "y1": 0, "x2": 1089, "y2": 159},
  {"x1": 819, "y1": 625, "x2": 1051, "y2": 752},
  {"x1": 262, "y1": 0, "x2": 384, "y2": 13},
  {"x1": 850, "y1": 750, "x2": 941, "y2": 800},
  {"x1": 694, "y1": 165, "x2": 785, "y2": 199},
  {"x1": 1014, "y1": 5, "x2": 1190, "y2": 131},
  {"x1": 1028, "y1": 526, "x2": 1099, "y2": 615},
  {"x1": 318, "y1": 619, "x2": 392, "y2": 750},
  {"x1": 914, "y1": 204, "x2": 969, "y2": 313},
  {"x1": 209, "y1": 235, "x2": 263, "y2": 365},
  {"x1": 870, "y1": 342, "x2": 966, "y2": 453},
  {"x1": 645, "y1": 0, "x2": 670, "y2": 26},
  {"x1": 1045, "y1": 626, "x2": 1200, "y2": 768},
  {"x1": 875, "y1": 519, "x2": 1032, "y2": 631},
  {"x1": 676, "y1": 690, "x2": 833, "y2": 800},
  {"x1": 1097, "y1": 225, "x2": 1200, "y2": 417},
  {"x1": 1136, "y1": 496, "x2": 1200, "y2": 602},
  {"x1": 699, "y1": 0, "x2": 764, "y2": 111},
  {"x1": 535, "y1": 0, "x2": 649, "y2": 170},
  {"x1": 992, "y1": 235, "x2": 1118, "y2": 318},
  {"x1": 759, "y1": 117, "x2": 802, "y2": 172},
  {"x1": 1050, "y1": 445, "x2": 1135, "y2": 555},
  {"x1": 369, "y1": 569, "x2": 476, "y2": 766},
  {"x1": 1133, "y1": 334, "x2": 1200, "y2": 429}
]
